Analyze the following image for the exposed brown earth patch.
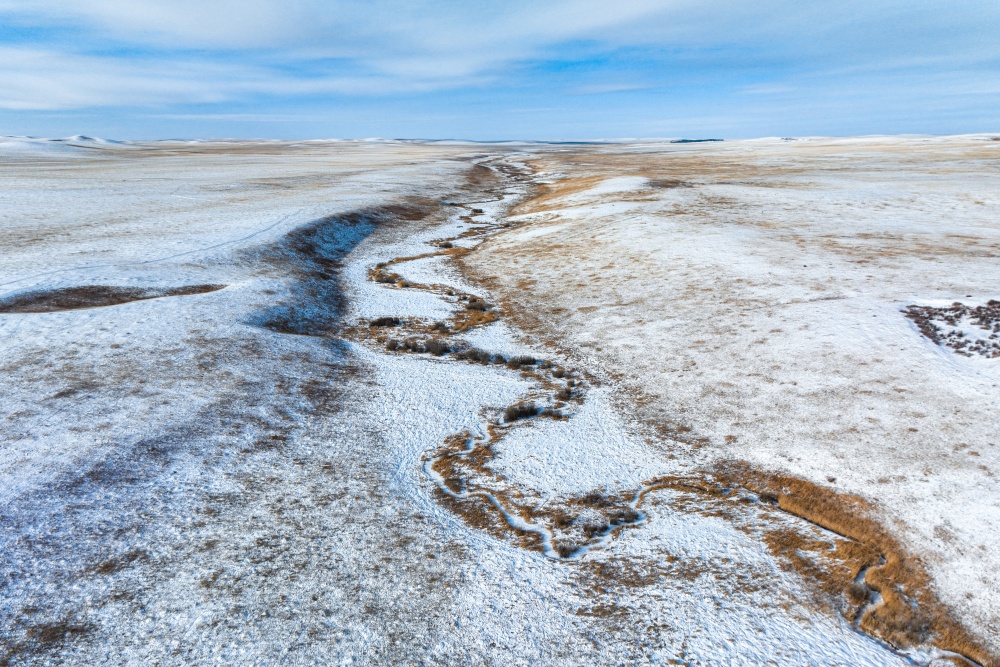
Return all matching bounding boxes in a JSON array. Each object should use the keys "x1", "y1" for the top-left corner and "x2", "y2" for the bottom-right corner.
[{"x1": 0, "y1": 284, "x2": 225, "y2": 313}]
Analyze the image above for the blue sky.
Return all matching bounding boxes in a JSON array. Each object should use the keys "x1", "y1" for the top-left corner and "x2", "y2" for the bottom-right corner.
[{"x1": 0, "y1": 0, "x2": 997, "y2": 140}]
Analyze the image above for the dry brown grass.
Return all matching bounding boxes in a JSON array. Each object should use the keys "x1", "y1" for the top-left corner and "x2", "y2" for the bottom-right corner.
[
  {"x1": 91, "y1": 549, "x2": 148, "y2": 575},
  {"x1": 424, "y1": 382, "x2": 645, "y2": 561},
  {"x1": 715, "y1": 462, "x2": 996, "y2": 666},
  {"x1": 508, "y1": 173, "x2": 610, "y2": 216},
  {"x1": 451, "y1": 307, "x2": 499, "y2": 333}
]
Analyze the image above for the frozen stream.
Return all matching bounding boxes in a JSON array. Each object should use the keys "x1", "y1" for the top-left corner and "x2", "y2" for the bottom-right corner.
[{"x1": 337, "y1": 157, "x2": 918, "y2": 666}]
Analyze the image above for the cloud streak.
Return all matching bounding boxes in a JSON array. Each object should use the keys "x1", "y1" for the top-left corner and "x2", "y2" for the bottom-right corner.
[{"x1": 0, "y1": 1, "x2": 996, "y2": 136}]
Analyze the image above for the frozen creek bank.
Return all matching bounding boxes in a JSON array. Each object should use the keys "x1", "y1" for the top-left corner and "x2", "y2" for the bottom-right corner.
[{"x1": 0, "y1": 140, "x2": 977, "y2": 665}]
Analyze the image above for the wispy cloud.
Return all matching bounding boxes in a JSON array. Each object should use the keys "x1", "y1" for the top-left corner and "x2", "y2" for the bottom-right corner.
[
  {"x1": 573, "y1": 83, "x2": 653, "y2": 95},
  {"x1": 0, "y1": 1, "x2": 996, "y2": 136}
]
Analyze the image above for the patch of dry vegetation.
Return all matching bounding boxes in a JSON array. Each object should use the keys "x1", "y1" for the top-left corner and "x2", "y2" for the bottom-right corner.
[
  {"x1": 715, "y1": 462, "x2": 997, "y2": 666},
  {"x1": 0, "y1": 284, "x2": 225, "y2": 313},
  {"x1": 0, "y1": 615, "x2": 94, "y2": 667},
  {"x1": 904, "y1": 300, "x2": 1000, "y2": 358}
]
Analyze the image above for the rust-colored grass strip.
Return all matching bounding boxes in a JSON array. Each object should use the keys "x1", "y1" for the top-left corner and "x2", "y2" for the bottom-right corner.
[{"x1": 715, "y1": 462, "x2": 996, "y2": 666}]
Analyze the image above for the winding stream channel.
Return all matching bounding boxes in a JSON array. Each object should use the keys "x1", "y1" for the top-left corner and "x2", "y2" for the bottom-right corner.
[{"x1": 336, "y1": 156, "x2": 983, "y2": 666}]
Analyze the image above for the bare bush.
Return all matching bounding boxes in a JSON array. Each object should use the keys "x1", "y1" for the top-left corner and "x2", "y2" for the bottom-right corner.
[
  {"x1": 581, "y1": 491, "x2": 610, "y2": 507},
  {"x1": 504, "y1": 401, "x2": 537, "y2": 422},
  {"x1": 609, "y1": 508, "x2": 640, "y2": 524},
  {"x1": 454, "y1": 348, "x2": 493, "y2": 364},
  {"x1": 582, "y1": 519, "x2": 611, "y2": 538},
  {"x1": 505, "y1": 355, "x2": 537, "y2": 369},
  {"x1": 424, "y1": 338, "x2": 451, "y2": 356},
  {"x1": 554, "y1": 542, "x2": 577, "y2": 558}
]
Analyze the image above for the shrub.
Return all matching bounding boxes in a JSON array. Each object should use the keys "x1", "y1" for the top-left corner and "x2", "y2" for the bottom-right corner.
[
  {"x1": 581, "y1": 491, "x2": 609, "y2": 507},
  {"x1": 555, "y1": 387, "x2": 573, "y2": 401},
  {"x1": 554, "y1": 542, "x2": 577, "y2": 558},
  {"x1": 424, "y1": 338, "x2": 451, "y2": 356},
  {"x1": 504, "y1": 401, "x2": 537, "y2": 422},
  {"x1": 582, "y1": 519, "x2": 610, "y2": 538},
  {"x1": 385, "y1": 339, "x2": 400, "y2": 351},
  {"x1": 431, "y1": 321, "x2": 450, "y2": 333},
  {"x1": 609, "y1": 508, "x2": 639, "y2": 524},
  {"x1": 455, "y1": 347, "x2": 492, "y2": 364},
  {"x1": 505, "y1": 355, "x2": 536, "y2": 369}
]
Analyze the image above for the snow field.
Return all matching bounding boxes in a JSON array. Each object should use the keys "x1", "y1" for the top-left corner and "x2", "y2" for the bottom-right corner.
[{"x1": 462, "y1": 136, "x2": 1000, "y2": 655}]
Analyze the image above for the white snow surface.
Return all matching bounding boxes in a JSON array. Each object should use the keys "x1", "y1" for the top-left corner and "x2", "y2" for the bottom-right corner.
[
  {"x1": 465, "y1": 135, "x2": 1000, "y2": 652},
  {"x1": 487, "y1": 387, "x2": 668, "y2": 496},
  {"x1": 0, "y1": 138, "x2": 942, "y2": 664}
]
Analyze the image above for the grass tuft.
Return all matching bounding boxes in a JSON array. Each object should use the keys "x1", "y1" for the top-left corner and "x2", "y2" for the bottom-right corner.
[{"x1": 504, "y1": 401, "x2": 537, "y2": 422}]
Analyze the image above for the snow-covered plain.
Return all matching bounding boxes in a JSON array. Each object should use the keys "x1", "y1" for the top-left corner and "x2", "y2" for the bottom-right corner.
[
  {"x1": 0, "y1": 137, "x2": 987, "y2": 665},
  {"x1": 463, "y1": 135, "x2": 1000, "y2": 658}
]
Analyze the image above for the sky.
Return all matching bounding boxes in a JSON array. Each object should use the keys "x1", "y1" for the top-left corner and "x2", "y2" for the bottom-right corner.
[{"x1": 0, "y1": 0, "x2": 997, "y2": 140}]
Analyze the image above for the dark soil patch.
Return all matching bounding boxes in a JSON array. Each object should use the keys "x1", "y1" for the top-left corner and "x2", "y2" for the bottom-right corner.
[{"x1": 0, "y1": 285, "x2": 225, "y2": 314}]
